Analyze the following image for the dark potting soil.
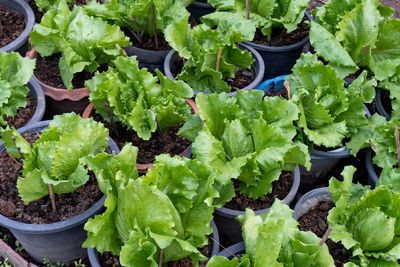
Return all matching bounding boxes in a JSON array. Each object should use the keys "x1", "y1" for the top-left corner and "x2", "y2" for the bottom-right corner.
[
  {"x1": 93, "y1": 114, "x2": 191, "y2": 164},
  {"x1": 0, "y1": 5, "x2": 26, "y2": 48},
  {"x1": 0, "y1": 225, "x2": 90, "y2": 266},
  {"x1": 3, "y1": 95, "x2": 37, "y2": 129},
  {"x1": 263, "y1": 87, "x2": 289, "y2": 100},
  {"x1": 380, "y1": 0, "x2": 400, "y2": 18},
  {"x1": 127, "y1": 30, "x2": 172, "y2": 51},
  {"x1": 252, "y1": 17, "x2": 309, "y2": 47},
  {"x1": 380, "y1": 89, "x2": 393, "y2": 116},
  {"x1": 34, "y1": 53, "x2": 95, "y2": 89},
  {"x1": 29, "y1": 1, "x2": 44, "y2": 23},
  {"x1": 226, "y1": 67, "x2": 256, "y2": 91},
  {"x1": 307, "y1": 0, "x2": 326, "y2": 12},
  {"x1": 298, "y1": 200, "x2": 350, "y2": 266},
  {"x1": 99, "y1": 242, "x2": 211, "y2": 267},
  {"x1": 224, "y1": 171, "x2": 292, "y2": 211},
  {"x1": 365, "y1": 99, "x2": 378, "y2": 115},
  {"x1": 0, "y1": 133, "x2": 103, "y2": 224}
]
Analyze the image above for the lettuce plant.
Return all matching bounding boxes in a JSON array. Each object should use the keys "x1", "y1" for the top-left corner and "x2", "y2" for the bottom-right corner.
[
  {"x1": 327, "y1": 166, "x2": 400, "y2": 266},
  {"x1": 207, "y1": 200, "x2": 334, "y2": 267},
  {"x1": 286, "y1": 53, "x2": 376, "y2": 149},
  {"x1": 0, "y1": 52, "x2": 36, "y2": 127},
  {"x1": 165, "y1": 16, "x2": 254, "y2": 93},
  {"x1": 82, "y1": 148, "x2": 217, "y2": 266},
  {"x1": 85, "y1": 56, "x2": 193, "y2": 140},
  {"x1": 186, "y1": 90, "x2": 310, "y2": 205},
  {"x1": 0, "y1": 113, "x2": 109, "y2": 204},
  {"x1": 30, "y1": 0, "x2": 131, "y2": 90},
  {"x1": 202, "y1": 0, "x2": 309, "y2": 40}
]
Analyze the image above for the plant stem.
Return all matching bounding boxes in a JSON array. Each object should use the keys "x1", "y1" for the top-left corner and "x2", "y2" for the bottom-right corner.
[
  {"x1": 319, "y1": 227, "x2": 332, "y2": 246},
  {"x1": 394, "y1": 124, "x2": 400, "y2": 167},
  {"x1": 210, "y1": 236, "x2": 237, "y2": 258},
  {"x1": 216, "y1": 47, "x2": 222, "y2": 71},
  {"x1": 104, "y1": 102, "x2": 120, "y2": 139},
  {"x1": 362, "y1": 46, "x2": 370, "y2": 57},
  {"x1": 155, "y1": 115, "x2": 166, "y2": 145},
  {"x1": 7, "y1": 153, "x2": 22, "y2": 168},
  {"x1": 158, "y1": 249, "x2": 163, "y2": 267},
  {"x1": 48, "y1": 184, "x2": 56, "y2": 213},
  {"x1": 246, "y1": 0, "x2": 250, "y2": 20},
  {"x1": 284, "y1": 81, "x2": 291, "y2": 100},
  {"x1": 151, "y1": 3, "x2": 159, "y2": 51}
]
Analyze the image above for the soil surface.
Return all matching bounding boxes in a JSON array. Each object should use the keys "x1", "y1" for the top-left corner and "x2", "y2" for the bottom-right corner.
[
  {"x1": 0, "y1": 133, "x2": 103, "y2": 224},
  {"x1": 127, "y1": 30, "x2": 172, "y2": 51},
  {"x1": 0, "y1": 225, "x2": 90, "y2": 266},
  {"x1": 0, "y1": 5, "x2": 26, "y2": 48},
  {"x1": 381, "y1": 0, "x2": 400, "y2": 18},
  {"x1": 3, "y1": 95, "x2": 37, "y2": 129},
  {"x1": 252, "y1": 17, "x2": 309, "y2": 47},
  {"x1": 263, "y1": 86, "x2": 289, "y2": 100},
  {"x1": 34, "y1": 53, "x2": 95, "y2": 89},
  {"x1": 307, "y1": 0, "x2": 326, "y2": 11},
  {"x1": 298, "y1": 200, "x2": 350, "y2": 266},
  {"x1": 93, "y1": 114, "x2": 191, "y2": 164},
  {"x1": 29, "y1": 1, "x2": 44, "y2": 23},
  {"x1": 224, "y1": 171, "x2": 293, "y2": 211}
]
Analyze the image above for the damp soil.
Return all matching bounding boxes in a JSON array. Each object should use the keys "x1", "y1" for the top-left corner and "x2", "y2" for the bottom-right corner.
[
  {"x1": 307, "y1": 0, "x2": 326, "y2": 11},
  {"x1": 224, "y1": 171, "x2": 293, "y2": 211},
  {"x1": 29, "y1": 1, "x2": 44, "y2": 23},
  {"x1": 380, "y1": 0, "x2": 400, "y2": 18},
  {"x1": 93, "y1": 113, "x2": 191, "y2": 164},
  {"x1": 3, "y1": 95, "x2": 37, "y2": 129},
  {"x1": 34, "y1": 53, "x2": 96, "y2": 89},
  {"x1": 0, "y1": 225, "x2": 90, "y2": 266},
  {"x1": 126, "y1": 30, "x2": 172, "y2": 51},
  {"x1": 0, "y1": 5, "x2": 26, "y2": 48},
  {"x1": 298, "y1": 200, "x2": 350, "y2": 266},
  {"x1": 262, "y1": 86, "x2": 289, "y2": 100},
  {"x1": 252, "y1": 16, "x2": 309, "y2": 47},
  {"x1": 0, "y1": 133, "x2": 103, "y2": 224}
]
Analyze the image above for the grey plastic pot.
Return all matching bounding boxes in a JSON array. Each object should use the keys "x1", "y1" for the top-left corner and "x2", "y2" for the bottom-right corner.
[
  {"x1": 365, "y1": 149, "x2": 378, "y2": 187},
  {"x1": 0, "y1": 0, "x2": 34, "y2": 55},
  {"x1": 87, "y1": 220, "x2": 220, "y2": 266},
  {"x1": 164, "y1": 43, "x2": 265, "y2": 96},
  {"x1": 214, "y1": 242, "x2": 245, "y2": 262},
  {"x1": 375, "y1": 87, "x2": 391, "y2": 120},
  {"x1": 124, "y1": 45, "x2": 171, "y2": 74},
  {"x1": 242, "y1": 12, "x2": 313, "y2": 79},
  {"x1": 24, "y1": 78, "x2": 46, "y2": 128},
  {"x1": 0, "y1": 121, "x2": 120, "y2": 264},
  {"x1": 293, "y1": 187, "x2": 331, "y2": 220},
  {"x1": 187, "y1": 1, "x2": 215, "y2": 24},
  {"x1": 214, "y1": 165, "x2": 300, "y2": 244}
]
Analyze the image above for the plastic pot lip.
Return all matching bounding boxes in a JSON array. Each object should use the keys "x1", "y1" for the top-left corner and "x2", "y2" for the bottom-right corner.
[
  {"x1": 293, "y1": 187, "x2": 331, "y2": 220},
  {"x1": 375, "y1": 87, "x2": 391, "y2": 121},
  {"x1": 365, "y1": 149, "x2": 378, "y2": 185},
  {"x1": 25, "y1": 77, "x2": 46, "y2": 128},
  {"x1": 82, "y1": 98, "x2": 198, "y2": 173},
  {"x1": 124, "y1": 45, "x2": 172, "y2": 57},
  {"x1": 87, "y1": 219, "x2": 220, "y2": 267},
  {"x1": 217, "y1": 242, "x2": 245, "y2": 259},
  {"x1": 164, "y1": 43, "x2": 265, "y2": 97},
  {"x1": 214, "y1": 165, "x2": 300, "y2": 218},
  {"x1": 0, "y1": 120, "x2": 120, "y2": 234},
  {"x1": 242, "y1": 11, "x2": 313, "y2": 53},
  {"x1": 0, "y1": 0, "x2": 34, "y2": 53},
  {"x1": 26, "y1": 47, "x2": 91, "y2": 101}
]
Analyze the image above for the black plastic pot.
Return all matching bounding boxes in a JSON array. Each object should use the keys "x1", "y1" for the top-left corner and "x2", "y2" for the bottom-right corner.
[
  {"x1": 214, "y1": 165, "x2": 300, "y2": 244},
  {"x1": 0, "y1": 0, "x2": 34, "y2": 55},
  {"x1": 124, "y1": 45, "x2": 171, "y2": 74},
  {"x1": 24, "y1": 78, "x2": 46, "y2": 128},
  {"x1": 365, "y1": 149, "x2": 378, "y2": 187},
  {"x1": 87, "y1": 220, "x2": 220, "y2": 266},
  {"x1": 243, "y1": 12, "x2": 312, "y2": 79},
  {"x1": 187, "y1": 1, "x2": 215, "y2": 24},
  {"x1": 375, "y1": 87, "x2": 391, "y2": 120},
  {"x1": 164, "y1": 43, "x2": 265, "y2": 96},
  {"x1": 293, "y1": 187, "x2": 331, "y2": 220},
  {"x1": 0, "y1": 121, "x2": 120, "y2": 264}
]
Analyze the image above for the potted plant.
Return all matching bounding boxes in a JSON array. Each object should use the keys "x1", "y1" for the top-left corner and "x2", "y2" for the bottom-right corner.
[
  {"x1": 164, "y1": 20, "x2": 264, "y2": 95},
  {"x1": 83, "y1": 0, "x2": 193, "y2": 73},
  {"x1": 200, "y1": 0, "x2": 312, "y2": 79},
  {"x1": 82, "y1": 150, "x2": 220, "y2": 266},
  {"x1": 0, "y1": 0, "x2": 34, "y2": 55},
  {"x1": 207, "y1": 199, "x2": 334, "y2": 266},
  {"x1": 83, "y1": 55, "x2": 197, "y2": 173},
  {"x1": 180, "y1": 90, "x2": 310, "y2": 243},
  {"x1": 0, "y1": 52, "x2": 45, "y2": 131},
  {"x1": 27, "y1": 0, "x2": 130, "y2": 116},
  {"x1": 186, "y1": 0, "x2": 214, "y2": 24},
  {"x1": 285, "y1": 53, "x2": 376, "y2": 179},
  {"x1": 0, "y1": 113, "x2": 120, "y2": 263}
]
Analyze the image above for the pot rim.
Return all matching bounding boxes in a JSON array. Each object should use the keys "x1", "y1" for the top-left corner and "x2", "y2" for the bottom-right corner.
[
  {"x1": 0, "y1": 120, "x2": 120, "y2": 234},
  {"x1": 26, "y1": 47, "x2": 90, "y2": 101},
  {"x1": 375, "y1": 87, "x2": 391, "y2": 120},
  {"x1": 25, "y1": 77, "x2": 46, "y2": 128},
  {"x1": 0, "y1": 0, "x2": 34, "y2": 53},
  {"x1": 365, "y1": 149, "x2": 379, "y2": 185},
  {"x1": 214, "y1": 165, "x2": 301, "y2": 218},
  {"x1": 293, "y1": 187, "x2": 331, "y2": 220}
]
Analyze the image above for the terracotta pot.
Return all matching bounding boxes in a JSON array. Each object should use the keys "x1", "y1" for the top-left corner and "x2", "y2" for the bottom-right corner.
[
  {"x1": 83, "y1": 98, "x2": 198, "y2": 173},
  {"x1": 26, "y1": 47, "x2": 90, "y2": 117}
]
